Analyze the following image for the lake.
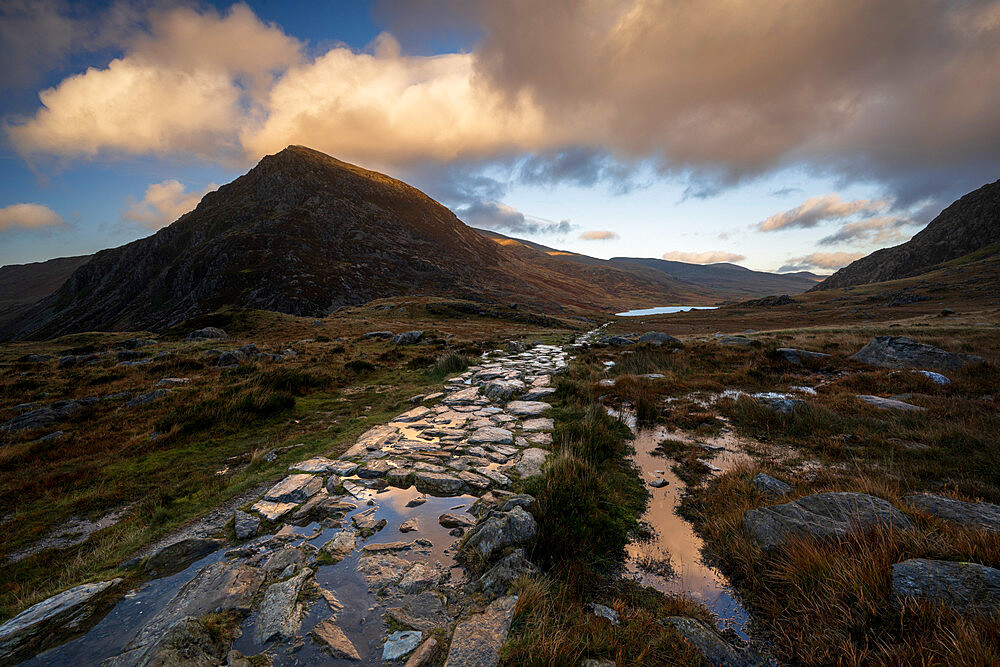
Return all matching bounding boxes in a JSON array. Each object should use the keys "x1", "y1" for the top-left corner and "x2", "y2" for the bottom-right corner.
[{"x1": 615, "y1": 305, "x2": 719, "y2": 316}]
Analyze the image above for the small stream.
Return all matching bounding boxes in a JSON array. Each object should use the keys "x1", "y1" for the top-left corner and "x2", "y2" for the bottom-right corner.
[{"x1": 615, "y1": 411, "x2": 753, "y2": 639}]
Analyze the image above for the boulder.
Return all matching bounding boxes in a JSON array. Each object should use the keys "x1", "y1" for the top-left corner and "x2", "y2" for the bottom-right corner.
[
  {"x1": 719, "y1": 336, "x2": 755, "y2": 347},
  {"x1": 405, "y1": 638, "x2": 440, "y2": 667},
  {"x1": 851, "y1": 336, "x2": 984, "y2": 372},
  {"x1": 393, "y1": 330, "x2": 424, "y2": 345},
  {"x1": 599, "y1": 336, "x2": 635, "y2": 346},
  {"x1": 664, "y1": 616, "x2": 766, "y2": 666},
  {"x1": 185, "y1": 327, "x2": 228, "y2": 341},
  {"x1": 775, "y1": 348, "x2": 831, "y2": 365},
  {"x1": 743, "y1": 492, "x2": 912, "y2": 550},
  {"x1": 255, "y1": 568, "x2": 313, "y2": 643},
  {"x1": 439, "y1": 512, "x2": 477, "y2": 528},
  {"x1": 856, "y1": 395, "x2": 926, "y2": 411},
  {"x1": 363, "y1": 331, "x2": 393, "y2": 339},
  {"x1": 468, "y1": 548, "x2": 539, "y2": 597},
  {"x1": 144, "y1": 538, "x2": 224, "y2": 577},
  {"x1": 462, "y1": 506, "x2": 537, "y2": 562},
  {"x1": 0, "y1": 578, "x2": 121, "y2": 665},
  {"x1": 903, "y1": 494, "x2": 1000, "y2": 532},
  {"x1": 751, "y1": 473, "x2": 792, "y2": 498},
  {"x1": 216, "y1": 350, "x2": 246, "y2": 366},
  {"x1": 759, "y1": 397, "x2": 805, "y2": 414},
  {"x1": 639, "y1": 332, "x2": 682, "y2": 346},
  {"x1": 0, "y1": 399, "x2": 85, "y2": 433},
  {"x1": 892, "y1": 559, "x2": 1000, "y2": 613},
  {"x1": 312, "y1": 618, "x2": 362, "y2": 660},
  {"x1": 917, "y1": 370, "x2": 951, "y2": 385},
  {"x1": 443, "y1": 595, "x2": 518, "y2": 667}
]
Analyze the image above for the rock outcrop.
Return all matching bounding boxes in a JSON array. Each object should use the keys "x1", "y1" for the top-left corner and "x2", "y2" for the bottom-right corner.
[
  {"x1": 892, "y1": 559, "x2": 1000, "y2": 613},
  {"x1": 851, "y1": 336, "x2": 984, "y2": 372}
]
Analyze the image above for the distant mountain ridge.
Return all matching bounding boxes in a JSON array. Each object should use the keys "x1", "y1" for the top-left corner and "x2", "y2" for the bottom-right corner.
[{"x1": 813, "y1": 179, "x2": 1000, "y2": 291}]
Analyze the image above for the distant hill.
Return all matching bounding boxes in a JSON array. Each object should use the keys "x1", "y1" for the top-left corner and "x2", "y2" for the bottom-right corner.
[
  {"x1": 3, "y1": 147, "x2": 710, "y2": 340},
  {"x1": 608, "y1": 257, "x2": 822, "y2": 299},
  {"x1": 813, "y1": 179, "x2": 1000, "y2": 291},
  {"x1": 0, "y1": 255, "x2": 91, "y2": 330}
]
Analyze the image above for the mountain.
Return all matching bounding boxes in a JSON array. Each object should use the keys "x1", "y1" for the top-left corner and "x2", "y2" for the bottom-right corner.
[
  {"x1": 607, "y1": 257, "x2": 822, "y2": 299},
  {"x1": 3, "y1": 147, "x2": 707, "y2": 340},
  {"x1": 0, "y1": 255, "x2": 91, "y2": 331},
  {"x1": 813, "y1": 179, "x2": 1000, "y2": 291}
]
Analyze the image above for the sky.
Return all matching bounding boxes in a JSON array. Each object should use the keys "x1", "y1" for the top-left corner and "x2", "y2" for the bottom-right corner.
[{"x1": 2, "y1": 1, "x2": 999, "y2": 274}]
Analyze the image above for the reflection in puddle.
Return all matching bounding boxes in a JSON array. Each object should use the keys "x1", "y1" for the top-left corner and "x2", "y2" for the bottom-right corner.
[{"x1": 617, "y1": 411, "x2": 753, "y2": 639}]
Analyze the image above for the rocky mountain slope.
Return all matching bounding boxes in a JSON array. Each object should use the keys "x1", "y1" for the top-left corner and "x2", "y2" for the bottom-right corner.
[
  {"x1": 813, "y1": 179, "x2": 1000, "y2": 290},
  {"x1": 3, "y1": 147, "x2": 702, "y2": 340},
  {"x1": 609, "y1": 256, "x2": 821, "y2": 299}
]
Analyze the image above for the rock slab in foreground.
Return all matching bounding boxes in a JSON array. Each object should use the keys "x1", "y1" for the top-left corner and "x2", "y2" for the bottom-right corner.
[
  {"x1": 892, "y1": 559, "x2": 1000, "y2": 613},
  {"x1": 0, "y1": 578, "x2": 121, "y2": 664},
  {"x1": 665, "y1": 616, "x2": 766, "y2": 666},
  {"x1": 851, "y1": 336, "x2": 984, "y2": 372},
  {"x1": 743, "y1": 492, "x2": 912, "y2": 550},
  {"x1": 903, "y1": 494, "x2": 1000, "y2": 532},
  {"x1": 256, "y1": 568, "x2": 313, "y2": 643},
  {"x1": 444, "y1": 595, "x2": 518, "y2": 667},
  {"x1": 312, "y1": 618, "x2": 361, "y2": 660}
]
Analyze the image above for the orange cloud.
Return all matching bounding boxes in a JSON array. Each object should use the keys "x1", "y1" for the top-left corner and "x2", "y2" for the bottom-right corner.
[
  {"x1": 662, "y1": 250, "x2": 745, "y2": 264},
  {"x1": 579, "y1": 230, "x2": 619, "y2": 240},
  {"x1": 124, "y1": 180, "x2": 218, "y2": 229},
  {"x1": 0, "y1": 203, "x2": 65, "y2": 232}
]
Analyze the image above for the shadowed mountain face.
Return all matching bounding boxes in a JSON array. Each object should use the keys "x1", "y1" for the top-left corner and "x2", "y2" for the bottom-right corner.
[
  {"x1": 3, "y1": 147, "x2": 706, "y2": 340},
  {"x1": 813, "y1": 179, "x2": 1000, "y2": 291},
  {"x1": 607, "y1": 257, "x2": 822, "y2": 299}
]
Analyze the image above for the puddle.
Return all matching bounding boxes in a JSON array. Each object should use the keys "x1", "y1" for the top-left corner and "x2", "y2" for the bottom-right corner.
[
  {"x1": 615, "y1": 305, "x2": 719, "y2": 317},
  {"x1": 615, "y1": 411, "x2": 753, "y2": 639}
]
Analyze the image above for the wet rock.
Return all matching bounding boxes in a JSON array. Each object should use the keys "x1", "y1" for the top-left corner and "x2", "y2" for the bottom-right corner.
[
  {"x1": 469, "y1": 548, "x2": 539, "y2": 597},
  {"x1": 358, "y1": 552, "x2": 412, "y2": 591},
  {"x1": 255, "y1": 568, "x2": 313, "y2": 643},
  {"x1": 383, "y1": 630, "x2": 423, "y2": 661},
  {"x1": 250, "y1": 500, "x2": 298, "y2": 521},
  {"x1": 506, "y1": 400, "x2": 552, "y2": 416},
  {"x1": 892, "y1": 559, "x2": 1000, "y2": 613},
  {"x1": 856, "y1": 395, "x2": 926, "y2": 411},
  {"x1": 144, "y1": 538, "x2": 224, "y2": 577},
  {"x1": 387, "y1": 591, "x2": 451, "y2": 632},
  {"x1": 322, "y1": 530, "x2": 357, "y2": 562},
  {"x1": 775, "y1": 348, "x2": 831, "y2": 365},
  {"x1": 400, "y1": 518, "x2": 419, "y2": 533},
  {"x1": 127, "y1": 389, "x2": 167, "y2": 408},
  {"x1": 469, "y1": 426, "x2": 514, "y2": 445},
  {"x1": 387, "y1": 467, "x2": 415, "y2": 487},
  {"x1": 233, "y1": 510, "x2": 259, "y2": 541},
  {"x1": 439, "y1": 512, "x2": 477, "y2": 528},
  {"x1": 0, "y1": 399, "x2": 85, "y2": 433},
  {"x1": 263, "y1": 546, "x2": 303, "y2": 574},
  {"x1": 903, "y1": 494, "x2": 1000, "y2": 532},
  {"x1": 185, "y1": 327, "x2": 228, "y2": 341},
  {"x1": 521, "y1": 417, "x2": 553, "y2": 432},
  {"x1": 124, "y1": 560, "x2": 263, "y2": 657},
  {"x1": 751, "y1": 473, "x2": 792, "y2": 498},
  {"x1": 649, "y1": 477, "x2": 668, "y2": 488},
  {"x1": 312, "y1": 618, "x2": 361, "y2": 660},
  {"x1": 406, "y1": 496, "x2": 427, "y2": 508},
  {"x1": 664, "y1": 616, "x2": 765, "y2": 666},
  {"x1": 414, "y1": 471, "x2": 466, "y2": 496},
  {"x1": 405, "y1": 638, "x2": 440, "y2": 667},
  {"x1": 851, "y1": 336, "x2": 984, "y2": 372},
  {"x1": 744, "y1": 492, "x2": 912, "y2": 550},
  {"x1": 0, "y1": 578, "x2": 121, "y2": 665},
  {"x1": 463, "y1": 506, "x2": 537, "y2": 562},
  {"x1": 358, "y1": 460, "x2": 394, "y2": 478},
  {"x1": 393, "y1": 330, "x2": 424, "y2": 345},
  {"x1": 263, "y1": 474, "x2": 322, "y2": 504},
  {"x1": 140, "y1": 615, "x2": 228, "y2": 666},
  {"x1": 514, "y1": 448, "x2": 551, "y2": 479},
  {"x1": 443, "y1": 595, "x2": 518, "y2": 667},
  {"x1": 352, "y1": 513, "x2": 388, "y2": 537}
]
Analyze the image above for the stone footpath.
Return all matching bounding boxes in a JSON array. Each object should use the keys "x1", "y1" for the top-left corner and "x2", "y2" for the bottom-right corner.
[{"x1": 1, "y1": 343, "x2": 569, "y2": 666}]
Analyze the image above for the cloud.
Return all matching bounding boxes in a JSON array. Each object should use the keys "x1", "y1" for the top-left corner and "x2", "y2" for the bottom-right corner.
[
  {"x1": 662, "y1": 250, "x2": 746, "y2": 264},
  {"x1": 758, "y1": 195, "x2": 887, "y2": 232},
  {"x1": 579, "y1": 230, "x2": 619, "y2": 240},
  {"x1": 124, "y1": 180, "x2": 218, "y2": 229},
  {"x1": 0, "y1": 203, "x2": 65, "y2": 231},
  {"x1": 770, "y1": 186, "x2": 803, "y2": 197},
  {"x1": 9, "y1": 0, "x2": 1000, "y2": 210},
  {"x1": 454, "y1": 200, "x2": 574, "y2": 235},
  {"x1": 778, "y1": 252, "x2": 865, "y2": 272},
  {"x1": 818, "y1": 215, "x2": 917, "y2": 246}
]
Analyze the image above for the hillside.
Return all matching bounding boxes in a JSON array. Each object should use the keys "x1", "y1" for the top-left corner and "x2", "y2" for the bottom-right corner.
[
  {"x1": 813, "y1": 178, "x2": 1000, "y2": 290},
  {"x1": 0, "y1": 255, "x2": 91, "y2": 331},
  {"x1": 609, "y1": 256, "x2": 821, "y2": 299},
  {"x1": 3, "y1": 147, "x2": 704, "y2": 340}
]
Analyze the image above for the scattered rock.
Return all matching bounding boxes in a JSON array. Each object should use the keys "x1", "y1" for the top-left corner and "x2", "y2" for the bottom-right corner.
[
  {"x1": 462, "y1": 506, "x2": 537, "y2": 562},
  {"x1": 127, "y1": 389, "x2": 167, "y2": 408},
  {"x1": 775, "y1": 348, "x2": 831, "y2": 365},
  {"x1": 587, "y1": 603, "x2": 619, "y2": 624},
  {"x1": 856, "y1": 395, "x2": 926, "y2": 411},
  {"x1": 743, "y1": 492, "x2": 913, "y2": 550},
  {"x1": 751, "y1": 473, "x2": 792, "y2": 498},
  {"x1": 903, "y1": 494, "x2": 1000, "y2": 532},
  {"x1": 185, "y1": 327, "x2": 228, "y2": 341},
  {"x1": 0, "y1": 578, "x2": 121, "y2": 665},
  {"x1": 393, "y1": 330, "x2": 424, "y2": 345},
  {"x1": 759, "y1": 397, "x2": 805, "y2": 414},
  {"x1": 444, "y1": 595, "x2": 518, "y2": 667},
  {"x1": 383, "y1": 630, "x2": 423, "y2": 660},
  {"x1": 892, "y1": 558, "x2": 1000, "y2": 613},
  {"x1": 312, "y1": 618, "x2": 361, "y2": 660},
  {"x1": 916, "y1": 370, "x2": 951, "y2": 385},
  {"x1": 851, "y1": 336, "x2": 984, "y2": 372},
  {"x1": 0, "y1": 399, "x2": 86, "y2": 433}
]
